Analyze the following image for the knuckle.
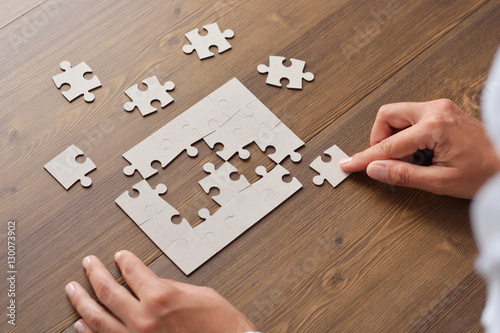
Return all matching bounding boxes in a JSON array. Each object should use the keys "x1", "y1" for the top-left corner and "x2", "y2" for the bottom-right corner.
[
  {"x1": 85, "y1": 307, "x2": 104, "y2": 331},
  {"x1": 433, "y1": 98, "x2": 457, "y2": 111},
  {"x1": 377, "y1": 104, "x2": 391, "y2": 117},
  {"x1": 93, "y1": 280, "x2": 112, "y2": 304},
  {"x1": 390, "y1": 164, "x2": 411, "y2": 186},
  {"x1": 133, "y1": 318, "x2": 160, "y2": 333},
  {"x1": 377, "y1": 138, "x2": 393, "y2": 155},
  {"x1": 145, "y1": 283, "x2": 173, "y2": 307}
]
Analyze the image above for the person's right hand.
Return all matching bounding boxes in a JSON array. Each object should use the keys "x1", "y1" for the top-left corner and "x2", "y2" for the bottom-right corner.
[{"x1": 340, "y1": 99, "x2": 500, "y2": 199}]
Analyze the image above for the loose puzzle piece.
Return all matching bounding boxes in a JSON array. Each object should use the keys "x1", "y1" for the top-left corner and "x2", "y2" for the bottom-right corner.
[
  {"x1": 310, "y1": 145, "x2": 351, "y2": 187},
  {"x1": 257, "y1": 56, "x2": 314, "y2": 89},
  {"x1": 124, "y1": 76, "x2": 175, "y2": 116},
  {"x1": 198, "y1": 162, "x2": 250, "y2": 206},
  {"x1": 44, "y1": 144, "x2": 96, "y2": 189},
  {"x1": 182, "y1": 22, "x2": 234, "y2": 60},
  {"x1": 255, "y1": 122, "x2": 305, "y2": 163},
  {"x1": 252, "y1": 165, "x2": 303, "y2": 208},
  {"x1": 52, "y1": 61, "x2": 101, "y2": 102}
]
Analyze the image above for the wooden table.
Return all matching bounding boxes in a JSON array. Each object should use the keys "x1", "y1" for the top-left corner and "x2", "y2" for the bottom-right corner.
[{"x1": 1, "y1": 0, "x2": 497, "y2": 331}]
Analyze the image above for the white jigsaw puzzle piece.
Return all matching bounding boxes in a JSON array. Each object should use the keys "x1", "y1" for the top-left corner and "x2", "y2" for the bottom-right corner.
[
  {"x1": 310, "y1": 145, "x2": 351, "y2": 187},
  {"x1": 122, "y1": 135, "x2": 168, "y2": 179},
  {"x1": 257, "y1": 56, "x2": 314, "y2": 89},
  {"x1": 164, "y1": 228, "x2": 214, "y2": 275},
  {"x1": 203, "y1": 117, "x2": 253, "y2": 161},
  {"x1": 252, "y1": 165, "x2": 303, "y2": 208},
  {"x1": 182, "y1": 22, "x2": 234, "y2": 60},
  {"x1": 231, "y1": 99, "x2": 281, "y2": 139},
  {"x1": 255, "y1": 122, "x2": 305, "y2": 163},
  {"x1": 44, "y1": 144, "x2": 96, "y2": 189},
  {"x1": 183, "y1": 95, "x2": 229, "y2": 137},
  {"x1": 198, "y1": 162, "x2": 251, "y2": 206},
  {"x1": 124, "y1": 76, "x2": 175, "y2": 116},
  {"x1": 208, "y1": 77, "x2": 258, "y2": 118},
  {"x1": 52, "y1": 61, "x2": 101, "y2": 102},
  {"x1": 115, "y1": 180, "x2": 169, "y2": 225},
  {"x1": 151, "y1": 113, "x2": 201, "y2": 163}
]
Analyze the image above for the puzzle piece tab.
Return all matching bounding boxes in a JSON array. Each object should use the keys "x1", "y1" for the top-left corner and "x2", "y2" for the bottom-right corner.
[
  {"x1": 310, "y1": 145, "x2": 351, "y2": 187},
  {"x1": 44, "y1": 144, "x2": 96, "y2": 189},
  {"x1": 183, "y1": 22, "x2": 234, "y2": 60},
  {"x1": 124, "y1": 76, "x2": 175, "y2": 116},
  {"x1": 122, "y1": 136, "x2": 168, "y2": 179},
  {"x1": 198, "y1": 162, "x2": 250, "y2": 206},
  {"x1": 203, "y1": 117, "x2": 253, "y2": 161},
  {"x1": 52, "y1": 61, "x2": 101, "y2": 102},
  {"x1": 258, "y1": 56, "x2": 314, "y2": 89}
]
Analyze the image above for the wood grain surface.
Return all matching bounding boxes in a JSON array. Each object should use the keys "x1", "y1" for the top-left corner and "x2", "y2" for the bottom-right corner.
[{"x1": 0, "y1": 0, "x2": 497, "y2": 332}]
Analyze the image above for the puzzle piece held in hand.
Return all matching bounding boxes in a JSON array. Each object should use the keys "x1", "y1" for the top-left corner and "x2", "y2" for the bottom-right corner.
[
  {"x1": 182, "y1": 22, "x2": 234, "y2": 60},
  {"x1": 310, "y1": 145, "x2": 351, "y2": 187},
  {"x1": 44, "y1": 144, "x2": 96, "y2": 189},
  {"x1": 257, "y1": 56, "x2": 314, "y2": 89},
  {"x1": 199, "y1": 162, "x2": 250, "y2": 206},
  {"x1": 52, "y1": 61, "x2": 101, "y2": 102},
  {"x1": 124, "y1": 76, "x2": 175, "y2": 116}
]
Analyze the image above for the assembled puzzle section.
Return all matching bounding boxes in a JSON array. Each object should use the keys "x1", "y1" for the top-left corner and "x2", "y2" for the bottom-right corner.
[
  {"x1": 258, "y1": 56, "x2": 314, "y2": 89},
  {"x1": 44, "y1": 144, "x2": 96, "y2": 189},
  {"x1": 117, "y1": 78, "x2": 305, "y2": 275},
  {"x1": 52, "y1": 61, "x2": 101, "y2": 102},
  {"x1": 183, "y1": 22, "x2": 234, "y2": 60},
  {"x1": 310, "y1": 145, "x2": 351, "y2": 188}
]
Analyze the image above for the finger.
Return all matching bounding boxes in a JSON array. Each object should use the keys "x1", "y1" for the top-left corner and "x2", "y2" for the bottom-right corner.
[
  {"x1": 114, "y1": 250, "x2": 161, "y2": 298},
  {"x1": 341, "y1": 125, "x2": 430, "y2": 172},
  {"x1": 65, "y1": 282, "x2": 127, "y2": 333},
  {"x1": 74, "y1": 319, "x2": 96, "y2": 333},
  {"x1": 366, "y1": 160, "x2": 453, "y2": 194},
  {"x1": 370, "y1": 102, "x2": 429, "y2": 146},
  {"x1": 83, "y1": 256, "x2": 140, "y2": 325}
]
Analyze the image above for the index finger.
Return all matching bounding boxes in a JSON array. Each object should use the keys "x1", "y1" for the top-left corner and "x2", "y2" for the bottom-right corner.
[
  {"x1": 370, "y1": 102, "x2": 429, "y2": 146},
  {"x1": 343, "y1": 124, "x2": 431, "y2": 172},
  {"x1": 114, "y1": 250, "x2": 162, "y2": 299}
]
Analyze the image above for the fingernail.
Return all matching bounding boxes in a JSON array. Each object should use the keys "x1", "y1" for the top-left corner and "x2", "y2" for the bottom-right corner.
[
  {"x1": 82, "y1": 256, "x2": 91, "y2": 270},
  {"x1": 114, "y1": 251, "x2": 122, "y2": 262},
  {"x1": 74, "y1": 320, "x2": 85, "y2": 333},
  {"x1": 367, "y1": 163, "x2": 387, "y2": 181},
  {"x1": 339, "y1": 157, "x2": 352, "y2": 165},
  {"x1": 65, "y1": 282, "x2": 75, "y2": 298}
]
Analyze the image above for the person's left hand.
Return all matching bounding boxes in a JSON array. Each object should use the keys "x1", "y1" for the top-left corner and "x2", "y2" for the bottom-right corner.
[{"x1": 65, "y1": 250, "x2": 256, "y2": 333}]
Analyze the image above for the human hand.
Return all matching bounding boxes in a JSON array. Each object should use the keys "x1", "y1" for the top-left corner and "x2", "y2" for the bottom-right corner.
[
  {"x1": 65, "y1": 250, "x2": 256, "y2": 333},
  {"x1": 340, "y1": 99, "x2": 500, "y2": 199}
]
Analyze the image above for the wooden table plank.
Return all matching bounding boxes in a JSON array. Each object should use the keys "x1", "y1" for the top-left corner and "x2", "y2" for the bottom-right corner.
[
  {"x1": 145, "y1": 0, "x2": 497, "y2": 331},
  {"x1": 0, "y1": 0, "x2": 490, "y2": 331},
  {"x1": 0, "y1": 0, "x2": 48, "y2": 30}
]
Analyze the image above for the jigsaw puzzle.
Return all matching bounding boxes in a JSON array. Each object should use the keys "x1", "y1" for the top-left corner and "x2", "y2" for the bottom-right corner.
[
  {"x1": 117, "y1": 78, "x2": 306, "y2": 275},
  {"x1": 52, "y1": 61, "x2": 101, "y2": 102},
  {"x1": 310, "y1": 145, "x2": 351, "y2": 187},
  {"x1": 183, "y1": 22, "x2": 234, "y2": 60},
  {"x1": 258, "y1": 56, "x2": 314, "y2": 89},
  {"x1": 44, "y1": 144, "x2": 96, "y2": 189},
  {"x1": 124, "y1": 76, "x2": 175, "y2": 116}
]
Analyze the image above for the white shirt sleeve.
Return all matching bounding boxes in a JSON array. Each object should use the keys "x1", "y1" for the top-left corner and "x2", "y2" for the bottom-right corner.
[{"x1": 472, "y1": 45, "x2": 500, "y2": 333}]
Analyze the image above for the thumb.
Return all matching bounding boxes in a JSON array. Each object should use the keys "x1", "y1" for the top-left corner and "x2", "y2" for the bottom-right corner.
[{"x1": 366, "y1": 160, "x2": 446, "y2": 194}]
